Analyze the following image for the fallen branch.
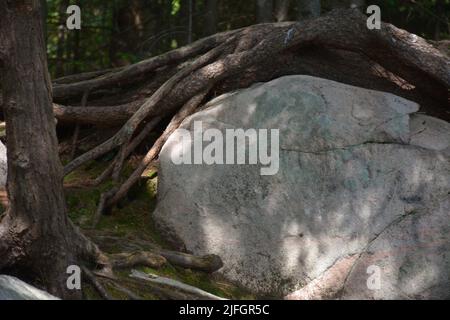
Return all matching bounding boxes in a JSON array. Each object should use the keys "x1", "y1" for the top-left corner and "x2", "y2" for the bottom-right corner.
[
  {"x1": 82, "y1": 266, "x2": 113, "y2": 300},
  {"x1": 159, "y1": 250, "x2": 223, "y2": 273},
  {"x1": 109, "y1": 251, "x2": 167, "y2": 269},
  {"x1": 53, "y1": 101, "x2": 141, "y2": 126},
  {"x1": 120, "y1": 276, "x2": 191, "y2": 300},
  {"x1": 90, "y1": 234, "x2": 224, "y2": 273},
  {"x1": 130, "y1": 269, "x2": 227, "y2": 300}
]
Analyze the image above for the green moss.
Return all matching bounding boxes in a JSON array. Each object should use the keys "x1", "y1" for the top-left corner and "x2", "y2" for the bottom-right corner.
[
  {"x1": 64, "y1": 160, "x2": 110, "y2": 184},
  {"x1": 105, "y1": 282, "x2": 129, "y2": 300},
  {"x1": 83, "y1": 284, "x2": 102, "y2": 300}
]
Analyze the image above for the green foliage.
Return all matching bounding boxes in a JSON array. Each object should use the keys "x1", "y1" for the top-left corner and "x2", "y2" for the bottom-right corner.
[
  {"x1": 372, "y1": 0, "x2": 450, "y2": 40},
  {"x1": 171, "y1": 0, "x2": 181, "y2": 15}
]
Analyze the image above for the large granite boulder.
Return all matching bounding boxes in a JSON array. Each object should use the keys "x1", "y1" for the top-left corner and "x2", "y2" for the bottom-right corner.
[
  {"x1": 0, "y1": 275, "x2": 59, "y2": 300},
  {"x1": 154, "y1": 75, "x2": 450, "y2": 299}
]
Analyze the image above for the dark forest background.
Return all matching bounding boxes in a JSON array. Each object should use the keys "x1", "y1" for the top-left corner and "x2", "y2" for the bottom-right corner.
[{"x1": 43, "y1": 0, "x2": 450, "y2": 78}]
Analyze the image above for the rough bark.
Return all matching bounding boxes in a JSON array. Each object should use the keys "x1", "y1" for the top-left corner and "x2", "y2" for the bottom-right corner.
[
  {"x1": 0, "y1": 0, "x2": 99, "y2": 299},
  {"x1": 109, "y1": 251, "x2": 167, "y2": 269},
  {"x1": 53, "y1": 101, "x2": 141, "y2": 126},
  {"x1": 90, "y1": 234, "x2": 224, "y2": 273}
]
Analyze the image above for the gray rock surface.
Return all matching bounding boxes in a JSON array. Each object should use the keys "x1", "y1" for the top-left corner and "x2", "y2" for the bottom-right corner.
[
  {"x1": 409, "y1": 114, "x2": 450, "y2": 156},
  {"x1": 154, "y1": 75, "x2": 450, "y2": 299},
  {"x1": 0, "y1": 275, "x2": 59, "y2": 300}
]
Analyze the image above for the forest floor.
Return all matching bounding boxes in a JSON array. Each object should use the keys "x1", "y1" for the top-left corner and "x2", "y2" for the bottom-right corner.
[{"x1": 62, "y1": 156, "x2": 254, "y2": 300}]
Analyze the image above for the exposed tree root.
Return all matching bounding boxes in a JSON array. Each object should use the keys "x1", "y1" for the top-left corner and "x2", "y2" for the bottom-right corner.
[
  {"x1": 103, "y1": 88, "x2": 211, "y2": 212},
  {"x1": 102, "y1": 277, "x2": 143, "y2": 300},
  {"x1": 157, "y1": 251, "x2": 224, "y2": 274},
  {"x1": 76, "y1": 241, "x2": 224, "y2": 300},
  {"x1": 72, "y1": 231, "x2": 225, "y2": 300},
  {"x1": 90, "y1": 233, "x2": 224, "y2": 273},
  {"x1": 93, "y1": 117, "x2": 162, "y2": 187},
  {"x1": 82, "y1": 266, "x2": 113, "y2": 300},
  {"x1": 63, "y1": 36, "x2": 235, "y2": 176},
  {"x1": 52, "y1": 30, "x2": 239, "y2": 101},
  {"x1": 108, "y1": 251, "x2": 167, "y2": 269}
]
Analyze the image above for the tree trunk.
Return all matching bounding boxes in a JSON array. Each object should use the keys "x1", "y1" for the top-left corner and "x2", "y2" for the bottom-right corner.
[
  {"x1": 0, "y1": 0, "x2": 95, "y2": 299},
  {"x1": 434, "y1": 0, "x2": 445, "y2": 41},
  {"x1": 256, "y1": 0, "x2": 274, "y2": 23},
  {"x1": 40, "y1": 0, "x2": 48, "y2": 45},
  {"x1": 111, "y1": 0, "x2": 145, "y2": 66},
  {"x1": 55, "y1": 0, "x2": 70, "y2": 77},
  {"x1": 176, "y1": 0, "x2": 194, "y2": 48},
  {"x1": 274, "y1": 0, "x2": 290, "y2": 22},
  {"x1": 205, "y1": 0, "x2": 218, "y2": 36},
  {"x1": 297, "y1": 0, "x2": 320, "y2": 20},
  {"x1": 187, "y1": 0, "x2": 193, "y2": 44}
]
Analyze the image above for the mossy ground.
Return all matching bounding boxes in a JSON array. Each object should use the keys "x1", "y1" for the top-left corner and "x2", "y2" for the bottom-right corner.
[{"x1": 64, "y1": 157, "x2": 254, "y2": 300}]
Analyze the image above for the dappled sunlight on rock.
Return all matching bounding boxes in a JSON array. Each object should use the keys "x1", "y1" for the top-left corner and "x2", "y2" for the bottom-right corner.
[{"x1": 154, "y1": 76, "x2": 450, "y2": 298}]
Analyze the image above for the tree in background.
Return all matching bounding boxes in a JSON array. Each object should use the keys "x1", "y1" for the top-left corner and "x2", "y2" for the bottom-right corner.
[
  {"x1": 274, "y1": 0, "x2": 291, "y2": 21},
  {"x1": 297, "y1": 0, "x2": 321, "y2": 19},
  {"x1": 257, "y1": 0, "x2": 274, "y2": 22},
  {"x1": 205, "y1": 0, "x2": 219, "y2": 35}
]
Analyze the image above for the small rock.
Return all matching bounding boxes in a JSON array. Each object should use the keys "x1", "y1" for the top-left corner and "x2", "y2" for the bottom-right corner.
[{"x1": 0, "y1": 275, "x2": 59, "y2": 300}]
